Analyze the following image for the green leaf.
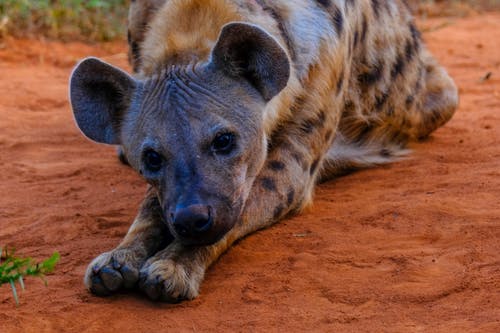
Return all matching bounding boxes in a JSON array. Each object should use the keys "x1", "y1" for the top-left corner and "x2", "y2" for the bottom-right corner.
[{"x1": 0, "y1": 247, "x2": 60, "y2": 306}]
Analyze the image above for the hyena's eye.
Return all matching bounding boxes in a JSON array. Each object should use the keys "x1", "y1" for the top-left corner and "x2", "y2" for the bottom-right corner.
[
  {"x1": 211, "y1": 132, "x2": 236, "y2": 155},
  {"x1": 143, "y1": 149, "x2": 163, "y2": 172}
]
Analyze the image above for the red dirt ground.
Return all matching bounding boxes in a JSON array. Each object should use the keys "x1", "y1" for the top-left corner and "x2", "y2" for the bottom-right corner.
[{"x1": 1, "y1": 13, "x2": 499, "y2": 333}]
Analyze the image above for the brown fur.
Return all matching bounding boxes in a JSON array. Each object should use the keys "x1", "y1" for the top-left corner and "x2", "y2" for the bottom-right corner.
[{"x1": 71, "y1": 0, "x2": 458, "y2": 301}]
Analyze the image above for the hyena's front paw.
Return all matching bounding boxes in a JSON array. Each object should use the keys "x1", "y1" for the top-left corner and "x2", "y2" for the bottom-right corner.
[
  {"x1": 138, "y1": 250, "x2": 205, "y2": 302},
  {"x1": 84, "y1": 248, "x2": 146, "y2": 296}
]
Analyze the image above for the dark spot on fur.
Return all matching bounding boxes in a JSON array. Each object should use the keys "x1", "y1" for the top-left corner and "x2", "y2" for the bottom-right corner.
[
  {"x1": 261, "y1": 177, "x2": 277, "y2": 192},
  {"x1": 300, "y1": 119, "x2": 316, "y2": 134},
  {"x1": 372, "y1": 0, "x2": 381, "y2": 17},
  {"x1": 255, "y1": 0, "x2": 296, "y2": 61},
  {"x1": 268, "y1": 160, "x2": 286, "y2": 171},
  {"x1": 291, "y1": 151, "x2": 303, "y2": 164},
  {"x1": 332, "y1": 7, "x2": 344, "y2": 34},
  {"x1": 375, "y1": 92, "x2": 389, "y2": 110},
  {"x1": 314, "y1": 110, "x2": 326, "y2": 128},
  {"x1": 358, "y1": 61, "x2": 383, "y2": 89},
  {"x1": 393, "y1": 131, "x2": 409, "y2": 145},
  {"x1": 318, "y1": 110, "x2": 326, "y2": 123},
  {"x1": 410, "y1": 23, "x2": 421, "y2": 42},
  {"x1": 290, "y1": 151, "x2": 308, "y2": 172},
  {"x1": 287, "y1": 188, "x2": 295, "y2": 205},
  {"x1": 316, "y1": 1, "x2": 343, "y2": 35},
  {"x1": 344, "y1": 100, "x2": 355, "y2": 113},
  {"x1": 353, "y1": 29, "x2": 359, "y2": 48},
  {"x1": 405, "y1": 39, "x2": 415, "y2": 62},
  {"x1": 386, "y1": 106, "x2": 395, "y2": 116},
  {"x1": 130, "y1": 41, "x2": 141, "y2": 71},
  {"x1": 336, "y1": 74, "x2": 344, "y2": 95},
  {"x1": 409, "y1": 23, "x2": 421, "y2": 53},
  {"x1": 423, "y1": 106, "x2": 442, "y2": 127},
  {"x1": 415, "y1": 70, "x2": 423, "y2": 93},
  {"x1": 316, "y1": 0, "x2": 331, "y2": 7},
  {"x1": 310, "y1": 159, "x2": 320, "y2": 175},
  {"x1": 405, "y1": 95, "x2": 415, "y2": 109},
  {"x1": 306, "y1": 111, "x2": 327, "y2": 130},
  {"x1": 324, "y1": 129, "x2": 334, "y2": 142},
  {"x1": 273, "y1": 204, "x2": 285, "y2": 219},
  {"x1": 401, "y1": 117, "x2": 408, "y2": 129},
  {"x1": 291, "y1": 95, "x2": 307, "y2": 114},
  {"x1": 358, "y1": 124, "x2": 374, "y2": 142},
  {"x1": 380, "y1": 149, "x2": 391, "y2": 157},
  {"x1": 391, "y1": 54, "x2": 405, "y2": 79},
  {"x1": 432, "y1": 107, "x2": 443, "y2": 123}
]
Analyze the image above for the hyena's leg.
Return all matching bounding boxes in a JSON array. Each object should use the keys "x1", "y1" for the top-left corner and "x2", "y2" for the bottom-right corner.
[
  {"x1": 413, "y1": 50, "x2": 458, "y2": 139},
  {"x1": 138, "y1": 123, "x2": 335, "y2": 301},
  {"x1": 85, "y1": 188, "x2": 172, "y2": 296}
]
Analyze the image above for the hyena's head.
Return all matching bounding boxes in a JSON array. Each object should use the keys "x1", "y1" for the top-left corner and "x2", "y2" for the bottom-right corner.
[{"x1": 70, "y1": 23, "x2": 290, "y2": 245}]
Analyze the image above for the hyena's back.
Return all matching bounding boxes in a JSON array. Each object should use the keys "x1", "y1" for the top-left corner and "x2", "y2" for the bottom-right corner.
[{"x1": 128, "y1": 0, "x2": 458, "y2": 177}]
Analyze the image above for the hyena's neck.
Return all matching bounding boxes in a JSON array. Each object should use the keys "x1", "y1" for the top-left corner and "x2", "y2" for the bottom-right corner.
[{"x1": 139, "y1": 0, "x2": 242, "y2": 74}]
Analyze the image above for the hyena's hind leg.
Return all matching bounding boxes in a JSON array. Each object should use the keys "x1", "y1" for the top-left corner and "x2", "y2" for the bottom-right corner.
[
  {"x1": 319, "y1": 52, "x2": 458, "y2": 181},
  {"x1": 412, "y1": 50, "x2": 459, "y2": 140}
]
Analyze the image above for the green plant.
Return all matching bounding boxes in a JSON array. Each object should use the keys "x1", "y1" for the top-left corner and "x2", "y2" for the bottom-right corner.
[
  {"x1": 0, "y1": 247, "x2": 60, "y2": 306},
  {"x1": 0, "y1": 0, "x2": 129, "y2": 41}
]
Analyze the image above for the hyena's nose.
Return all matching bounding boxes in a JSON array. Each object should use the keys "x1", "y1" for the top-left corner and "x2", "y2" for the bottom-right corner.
[{"x1": 172, "y1": 204, "x2": 213, "y2": 237}]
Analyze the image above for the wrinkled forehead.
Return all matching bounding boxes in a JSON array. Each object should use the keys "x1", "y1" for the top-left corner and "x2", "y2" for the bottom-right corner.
[
  {"x1": 139, "y1": 67, "x2": 232, "y2": 122},
  {"x1": 125, "y1": 65, "x2": 263, "y2": 143}
]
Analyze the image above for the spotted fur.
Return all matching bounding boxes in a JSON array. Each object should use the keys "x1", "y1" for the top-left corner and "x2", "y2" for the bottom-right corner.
[{"x1": 74, "y1": 0, "x2": 458, "y2": 302}]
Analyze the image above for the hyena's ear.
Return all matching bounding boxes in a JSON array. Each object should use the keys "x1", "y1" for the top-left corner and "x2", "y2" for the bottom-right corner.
[
  {"x1": 69, "y1": 57, "x2": 136, "y2": 145},
  {"x1": 210, "y1": 22, "x2": 290, "y2": 101}
]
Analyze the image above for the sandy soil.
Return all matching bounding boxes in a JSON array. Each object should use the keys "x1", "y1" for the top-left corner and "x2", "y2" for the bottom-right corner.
[{"x1": 0, "y1": 13, "x2": 499, "y2": 333}]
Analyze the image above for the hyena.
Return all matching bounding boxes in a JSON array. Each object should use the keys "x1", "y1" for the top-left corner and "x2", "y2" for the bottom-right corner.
[{"x1": 69, "y1": 0, "x2": 457, "y2": 302}]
